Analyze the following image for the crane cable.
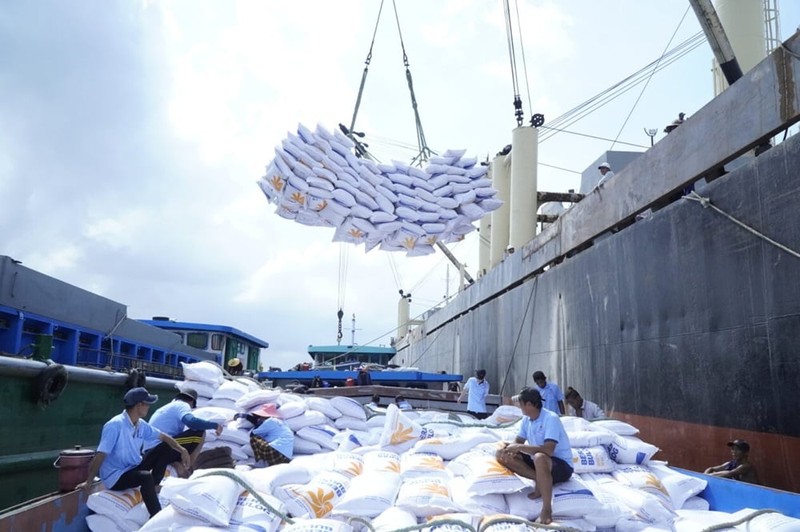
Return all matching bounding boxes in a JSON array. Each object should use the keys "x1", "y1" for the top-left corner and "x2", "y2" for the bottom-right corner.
[
  {"x1": 503, "y1": 0, "x2": 524, "y2": 126},
  {"x1": 346, "y1": 0, "x2": 434, "y2": 167},
  {"x1": 390, "y1": 0, "x2": 434, "y2": 166},
  {"x1": 346, "y1": 0, "x2": 386, "y2": 158},
  {"x1": 513, "y1": 0, "x2": 533, "y2": 123},
  {"x1": 610, "y1": 6, "x2": 692, "y2": 149},
  {"x1": 337, "y1": 243, "x2": 350, "y2": 345}
]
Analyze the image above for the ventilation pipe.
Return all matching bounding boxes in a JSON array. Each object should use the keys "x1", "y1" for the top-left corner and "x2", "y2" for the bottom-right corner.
[
  {"x1": 397, "y1": 294, "x2": 410, "y2": 340},
  {"x1": 489, "y1": 153, "x2": 511, "y2": 268},
  {"x1": 509, "y1": 126, "x2": 538, "y2": 250},
  {"x1": 710, "y1": 0, "x2": 766, "y2": 95},
  {"x1": 478, "y1": 165, "x2": 492, "y2": 277}
]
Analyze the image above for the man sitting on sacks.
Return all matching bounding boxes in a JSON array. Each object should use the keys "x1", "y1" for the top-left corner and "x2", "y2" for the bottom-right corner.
[
  {"x1": 143, "y1": 388, "x2": 223, "y2": 478},
  {"x1": 496, "y1": 387, "x2": 573, "y2": 525},
  {"x1": 237, "y1": 403, "x2": 295, "y2": 466},
  {"x1": 77, "y1": 387, "x2": 191, "y2": 518}
]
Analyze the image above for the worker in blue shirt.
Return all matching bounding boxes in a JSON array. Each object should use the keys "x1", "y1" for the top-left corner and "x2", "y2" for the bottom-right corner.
[
  {"x1": 77, "y1": 387, "x2": 190, "y2": 517},
  {"x1": 245, "y1": 403, "x2": 294, "y2": 466},
  {"x1": 144, "y1": 388, "x2": 223, "y2": 479}
]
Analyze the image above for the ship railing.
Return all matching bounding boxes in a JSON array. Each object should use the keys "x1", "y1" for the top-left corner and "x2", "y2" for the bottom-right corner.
[{"x1": 74, "y1": 348, "x2": 184, "y2": 379}]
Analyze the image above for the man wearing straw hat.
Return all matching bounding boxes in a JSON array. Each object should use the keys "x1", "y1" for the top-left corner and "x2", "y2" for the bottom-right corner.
[{"x1": 245, "y1": 403, "x2": 294, "y2": 466}]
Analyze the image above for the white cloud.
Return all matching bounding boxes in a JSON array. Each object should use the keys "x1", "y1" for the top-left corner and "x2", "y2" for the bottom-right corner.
[{"x1": 3, "y1": 0, "x2": 797, "y2": 372}]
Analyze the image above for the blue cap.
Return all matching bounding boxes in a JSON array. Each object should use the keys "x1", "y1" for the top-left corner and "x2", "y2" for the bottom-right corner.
[{"x1": 124, "y1": 387, "x2": 158, "y2": 407}]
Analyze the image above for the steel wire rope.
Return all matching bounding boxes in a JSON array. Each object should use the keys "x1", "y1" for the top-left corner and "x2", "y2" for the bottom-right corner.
[
  {"x1": 408, "y1": 239, "x2": 466, "y2": 295},
  {"x1": 513, "y1": 0, "x2": 533, "y2": 120},
  {"x1": 610, "y1": 6, "x2": 692, "y2": 149},
  {"x1": 390, "y1": 0, "x2": 435, "y2": 165},
  {"x1": 503, "y1": 0, "x2": 524, "y2": 126},
  {"x1": 538, "y1": 41, "x2": 704, "y2": 145},
  {"x1": 539, "y1": 126, "x2": 649, "y2": 149},
  {"x1": 540, "y1": 38, "x2": 705, "y2": 143},
  {"x1": 541, "y1": 31, "x2": 703, "y2": 132},
  {"x1": 539, "y1": 32, "x2": 705, "y2": 142},
  {"x1": 337, "y1": 243, "x2": 350, "y2": 344},
  {"x1": 499, "y1": 275, "x2": 539, "y2": 397},
  {"x1": 321, "y1": 299, "x2": 447, "y2": 367},
  {"x1": 386, "y1": 253, "x2": 403, "y2": 295},
  {"x1": 347, "y1": 0, "x2": 386, "y2": 149}
]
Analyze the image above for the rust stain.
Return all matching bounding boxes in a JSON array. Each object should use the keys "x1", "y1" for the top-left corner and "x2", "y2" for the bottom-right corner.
[{"x1": 614, "y1": 411, "x2": 800, "y2": 493}]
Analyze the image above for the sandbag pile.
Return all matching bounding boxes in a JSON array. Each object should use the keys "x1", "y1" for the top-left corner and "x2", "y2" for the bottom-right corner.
[
  {"x1": 258, "y1": 124, "x2": 502, "y2": 256},
  {"x1": 85, "y1": 364, "x2": 800, "y2": 531}
]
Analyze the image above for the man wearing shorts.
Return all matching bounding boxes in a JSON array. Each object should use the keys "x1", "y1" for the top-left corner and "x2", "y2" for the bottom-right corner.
[{"x1": 496, "y1": 387, "x2": 573, "y2": 525}]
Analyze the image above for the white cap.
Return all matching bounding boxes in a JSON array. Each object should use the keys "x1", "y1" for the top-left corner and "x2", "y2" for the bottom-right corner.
[{"x1": 598, "y1": 162, "x2": 611, "y2": 170}]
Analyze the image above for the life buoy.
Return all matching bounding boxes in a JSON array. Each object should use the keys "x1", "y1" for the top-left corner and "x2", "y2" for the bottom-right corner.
[
  {"x1": 125, "y1": 368, "x2": 147, "y2": 390},
  {"x1": 33, "y1": 364, "x2": 68, "y2": 406}
]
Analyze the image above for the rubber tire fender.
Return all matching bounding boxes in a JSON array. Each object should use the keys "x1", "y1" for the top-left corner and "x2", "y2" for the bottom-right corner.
[
  {"x1": 125, "y1": 368, "x2": 147, "y2": 390},
  {"x1": 33, "y1": 363, "x2": 68, "y2": 406}
]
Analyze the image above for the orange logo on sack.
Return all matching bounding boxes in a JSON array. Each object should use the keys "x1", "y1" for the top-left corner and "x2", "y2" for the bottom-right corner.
[{"x1": 306, "y1": 488, "x2": 334, "y2": 518}]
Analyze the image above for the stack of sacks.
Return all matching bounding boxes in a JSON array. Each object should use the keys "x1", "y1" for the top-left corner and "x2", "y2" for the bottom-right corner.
[
  {"x1": 128, "y1": 403, "x2": 800, "y2": 532},
  {"x1": 258, "y1": 123, "x2": 502, "y2": 256},
  {"x1": 85, "y1": 488, "x2": 150, "y2": 532},
  {"x1": 178, "y1": 361, "x2": 225, "y2": 405},
  {"x1": 139, "y1": 469, "x2": 288, "y2": 531}
]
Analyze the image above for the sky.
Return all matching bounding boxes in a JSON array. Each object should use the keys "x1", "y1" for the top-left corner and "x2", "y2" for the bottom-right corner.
[{"x1": 2, "y1": 1, "x2": 798, "y2": 370}]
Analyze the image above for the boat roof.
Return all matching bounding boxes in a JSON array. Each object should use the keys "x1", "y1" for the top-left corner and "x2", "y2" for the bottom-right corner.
[
  {"x1": 307, "y1": 344, "x2": 395, "y2": 363},
  {"x1": 139, "y1": 319, "x2": 269, "y2": 348}
]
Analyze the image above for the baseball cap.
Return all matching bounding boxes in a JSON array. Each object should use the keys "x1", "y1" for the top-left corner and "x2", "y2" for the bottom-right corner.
[
  {"x1": 124, "y1": 387, "x2": 158, "y2": 407},
  {"x1": 228, "y1": 358, "x2": 241, "y2": 367},
  {"x1": 598, "y1": 162, "x2": 611, "y2": 170},
  {"x1": 727, "y1": 439, "x2": 750, "y2": 452},
  {"x1": 174, "y1": 388, "x2": 198, "y2": 407}
]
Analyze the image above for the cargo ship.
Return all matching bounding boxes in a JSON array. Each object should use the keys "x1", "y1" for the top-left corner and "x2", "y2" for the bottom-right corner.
[
  {"x1": 0, "y1": 255, "x2": 269, "y2": 510},
  {"x1": 394, "y1": 26, "x2": 800, "y2": 493}
]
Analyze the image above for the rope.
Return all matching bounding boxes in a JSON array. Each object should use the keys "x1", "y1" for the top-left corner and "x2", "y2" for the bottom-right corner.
[
  {"x1": 610, "y1": 6, "x2": 691, "y2": 150},
  {"x1": 684, "y1": 191, "x2": 800, "y2": 260},
  {"x1": 499, "y1": 276, "x2": 539, "y2": 397},
  {"x1": 699, "y1": 508, "x2": 779, "y2": 531},
  {"x1": 391, "y1": 518, "x2": 477, "y2": 532},
  {"x1": 479, "y1": 515, "x2": 582, "y2": 532},
  {"x1": 193, "y1": 469, "x2": 295, "y2": 525},
  {"x1": 347, "y1": 516, "x2": 376, "y2": 532},
  {"x1": 348, "y1": 0, "x2": 386, "y2": 146}
]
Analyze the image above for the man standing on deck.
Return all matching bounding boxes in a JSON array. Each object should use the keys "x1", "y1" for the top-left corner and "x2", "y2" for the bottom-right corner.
[
  {"x1": 143, "y1": 388, "x2": 223, "y2": 479},
  {"x1": 496, "y1": 387, "x2": 573, "y2": 525},
  {"x1": 532, "y1": 371, "x2": 565, "y2": 415},
  {"x1": 596, "y1": 162, "x2": 614, "y2": 188},
  {"x1": 458, "y1": 369, "x2": 490, "y2": 419},
  {"x1": 76, "y1": 387, "x2": 190, "y2": 518}
]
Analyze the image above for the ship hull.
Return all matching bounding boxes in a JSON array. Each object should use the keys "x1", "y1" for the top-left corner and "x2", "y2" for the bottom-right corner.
[
  {"x1": 0, "y1": 357, "x2": 178, "y2": 511},
  {"x1": 397, "y1": 123, "x2": 800, "y2": 492}
]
